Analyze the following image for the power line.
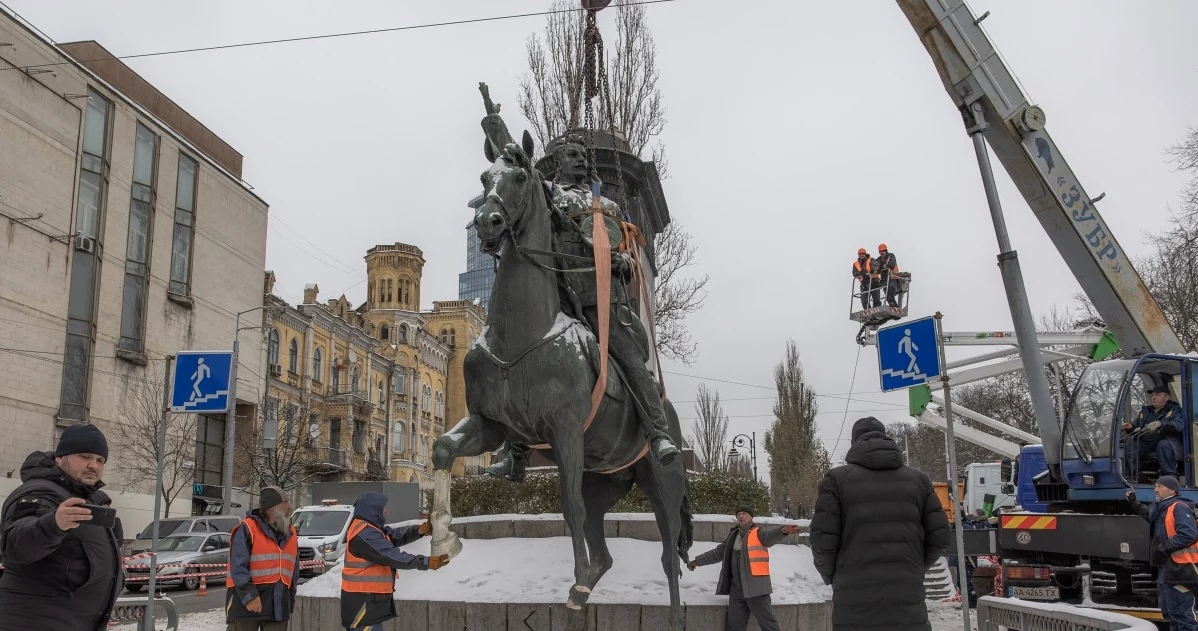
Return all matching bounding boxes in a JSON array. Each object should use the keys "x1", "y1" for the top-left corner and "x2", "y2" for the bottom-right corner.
[
  {"x1": 4, "y1": 0, "x2": 679, "y2": 73},
  {"x1": 831, "y1": 347, "x2": 866, "y2": 460}
]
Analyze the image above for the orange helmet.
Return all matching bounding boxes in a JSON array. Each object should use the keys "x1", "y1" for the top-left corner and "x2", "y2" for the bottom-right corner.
[
  {"x1": 878, "y1": 243, "x2": 888, "y2": 251},
  {"x1": 857, "y1": 248, "x2": 867, "y2": 255}
]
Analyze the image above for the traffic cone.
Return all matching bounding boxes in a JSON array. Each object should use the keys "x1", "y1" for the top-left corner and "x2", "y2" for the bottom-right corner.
[{"x1": 197, "y1": 574, "x2": 207, "y2": 597}]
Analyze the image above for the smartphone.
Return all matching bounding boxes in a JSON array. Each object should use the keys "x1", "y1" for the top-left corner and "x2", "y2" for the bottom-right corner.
[{"x1": 79, "y1": 504, "x2": 117, "y2": 529}]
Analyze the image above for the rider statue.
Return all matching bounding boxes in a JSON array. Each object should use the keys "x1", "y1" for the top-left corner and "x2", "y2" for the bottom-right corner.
[{"x1": 482, "y1": 131, "x2": 681, "y2": 481}]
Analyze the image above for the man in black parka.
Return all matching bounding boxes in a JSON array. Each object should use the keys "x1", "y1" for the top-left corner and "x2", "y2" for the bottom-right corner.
[
  {"x1": 810, "y1": 417, "x2": 950, "y2": 631},
  {"x1": 0, "y1": 424, "x2": 124, "y2": 631}
]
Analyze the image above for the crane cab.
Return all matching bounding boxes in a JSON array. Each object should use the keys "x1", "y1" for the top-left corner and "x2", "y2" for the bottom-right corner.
[
  {"x1": 849, "y1": 272, "x2": 911, "y2": 327},
  {"x1": 1056, "y1": 353, "x2": 1198, "y2": 504}
]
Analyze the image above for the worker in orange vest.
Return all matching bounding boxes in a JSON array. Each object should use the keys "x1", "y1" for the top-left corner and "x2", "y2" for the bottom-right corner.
[
  {"x1": 852, "y1": 248, "x2": 880, "y2": 310},
  {"x1": 225, "y1": 486, "x2": 299, "y2": 631},
  {"x1": 1126, "y1": 476, "x2": 1198, "y2": 631},
  {"x1": 875, "y1": 243, "x2": 900, "y2": 307},
  {"x1": 686, "y1": 506, "x2": 799, "y2": 631},
  {"x1": 341, "y1": 492, "x2": 449, "y2": 631}
]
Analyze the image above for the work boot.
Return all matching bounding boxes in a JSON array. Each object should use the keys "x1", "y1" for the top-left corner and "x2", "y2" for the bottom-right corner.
[
  {"x1": 483, "y1": 443, "x2": 529, "y2": 482},
  {"x1": 651, "y1": 435, "x2": 680, "y2": 465}
]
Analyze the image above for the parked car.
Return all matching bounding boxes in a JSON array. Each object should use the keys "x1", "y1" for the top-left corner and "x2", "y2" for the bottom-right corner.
[
  {"x1": 292, "y1": 502, "x2": 354, "y2": 577},
  {"x1": 125, "y1": 515, "x2": 240, "y2": 557},
  {"x1": 124, "y1": 532, "x2": 231, "y2": 591}
]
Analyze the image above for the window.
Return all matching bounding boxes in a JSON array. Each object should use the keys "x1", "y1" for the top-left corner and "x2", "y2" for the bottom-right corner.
[
  {"x1": 395, "y1": 370, "x2": 406, "y2": 396},
  {"x1": 394, "y1": 422, "x2": 406, "y2": 452},
  {"x1": 267, "y1": 329, "x2": 280, "y2": 368},
  {"x1": 398, "y1": 325, "x2": 408, "y2": 344},
  {"x1": 60, "y1": 88, "x2": 113, "y2": 420},
  {"x1": 380, "y1": 325, "x2": 389, "y2": 341},
  {"x1": 351, "y1": 366, "x2": 360, "y2": 394},
  {"x1": 440, "y1": 328, "x2": 448, "y2": 345},
  {"x1": 332, "y1": 367, "x2": 340, "y2": 392},
  {"x1": 422, "y1": 385, "x2": 431, "y2": 412},
  {"x1": 313, "y1": 348, "x2": 322, "y2": 382},
  {"x1": 308, "y1": 414, "x2": 320, "y2": 445},
  {"x1": 193, "y1": 415, "x2": 226, "y2": 486},
  {"x1": 118, "y1": 123, "x2": 158, "y2": 356},
  {"x1": 448, "y1": 328, "x2": 456, "y2": 347},
  {"x1": 169, "y1": 153, "x2": 198, "y2": 296},
  {"x1": 378, "y1": 380, "x2": 385, "y2": 405},
  {"x1": 288, "y1": 338, "x2": 298, "y2": 374},
  {"x1": 329, "y1": 419, "x2": 341, "y2": 449},
  {"x1": 368, "y1": 281, "x2": 374, "y2": 307},
  {"x1": 353, "y1": 420, "x2": 366, "y2": 453},
  {"x1": 435, "y1": 392, "x2": 444, "y2": 418}
]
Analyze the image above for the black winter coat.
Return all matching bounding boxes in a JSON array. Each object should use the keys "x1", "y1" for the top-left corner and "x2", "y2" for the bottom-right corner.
[
  {"x1": 810, "y1": 432, "x2": 950, "y2": 631},
  {"x1": 0, "y1": 452, "x2": 124, "y2": 631}
]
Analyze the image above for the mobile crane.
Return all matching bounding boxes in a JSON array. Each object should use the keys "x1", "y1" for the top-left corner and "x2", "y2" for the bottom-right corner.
[{"x1": 896, "y1": 0, "x2": 1192, "y2": 621}]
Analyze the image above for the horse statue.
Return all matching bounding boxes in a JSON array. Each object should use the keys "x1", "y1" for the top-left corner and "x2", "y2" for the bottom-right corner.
[{"x1": 429, "y1": 101, "x2": 692, "y2": 630}]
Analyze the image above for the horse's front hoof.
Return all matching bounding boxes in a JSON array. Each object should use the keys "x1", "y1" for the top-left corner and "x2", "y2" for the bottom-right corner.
[
  {"x1": 566, "y1": 600, "x2": 583, "y2": 611},
  {"x1": 432, "y1": 529, "x2": 464, "y2": 560},
  {"x1": 568, "y1": 584, "x2": 592, "y2": 606}
]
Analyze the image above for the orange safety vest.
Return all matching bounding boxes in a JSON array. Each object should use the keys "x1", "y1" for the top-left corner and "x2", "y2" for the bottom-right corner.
[
  {"x1": 1165, "y1": 502, "x2": 1198, "y2": 564},
  {"x1": 878, "y1": 253, "x2": 899, "y2": 274},
  {"x1": 226, "y1": 518, "x2": 298, "y2": 588},
  {"x1": 746, "y1": 526, "x2": 770, "y2": 577},
  {"x1": 341, "y1": 519, "x2": 396, "y2": 594},
  {"x1": 853, "y1": 258, "x2": 872, "y2": 276}
]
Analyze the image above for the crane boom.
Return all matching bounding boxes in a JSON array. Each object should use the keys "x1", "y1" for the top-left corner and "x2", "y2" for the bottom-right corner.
[{"x1": 895, "y1": 0, "x2": 1183, "y2": 358}]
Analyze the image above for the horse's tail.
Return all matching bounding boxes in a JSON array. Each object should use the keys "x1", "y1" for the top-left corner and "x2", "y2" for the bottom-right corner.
[{"x1": 663, "y1": 397, "x2": 694, "y2": 558}]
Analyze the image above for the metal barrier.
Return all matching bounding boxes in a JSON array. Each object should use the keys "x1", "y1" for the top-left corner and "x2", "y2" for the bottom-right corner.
[
  {"x1": 110, "y1": 595, "x2": 179, "y2": 631},
  {"x1": 975, "y1": 596, "x2": 1158, "y2": 631}
]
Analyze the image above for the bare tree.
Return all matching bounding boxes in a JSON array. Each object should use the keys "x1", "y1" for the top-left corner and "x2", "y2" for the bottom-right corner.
[
  {"x1": 113, "y1": 374, "x2": 196, "y2": 518},
  {"x1": 518, "y1": 0, "x2": 667, "y2": 170},
  {"x1": 689, "y1": 383, "x2": 728, "y2": 472},
  {"x1": 1167, "y1": 127, "x2": 1198, "y2": 214},
  {"x1": 763, "y1": 340, "x2": 828, "y2": 518},
  {"x1": 238, "y1": 396, "x2": 337, "y2": 493},
  {"x1": 653, "y1": 221, "x2": 709, "y2": 365},
  {"x1": 727, "y1": 454, "x2": 753, "y2": 479}
]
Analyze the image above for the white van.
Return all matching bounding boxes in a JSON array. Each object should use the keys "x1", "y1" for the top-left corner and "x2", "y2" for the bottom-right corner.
[{"x1": 291, "y1": 500, "x2": 355, "y2": 576}]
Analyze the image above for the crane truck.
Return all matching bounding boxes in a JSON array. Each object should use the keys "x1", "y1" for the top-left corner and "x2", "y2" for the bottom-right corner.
[{"x1": 896, "y1": 0, "x2": 1190, "y2": 623}]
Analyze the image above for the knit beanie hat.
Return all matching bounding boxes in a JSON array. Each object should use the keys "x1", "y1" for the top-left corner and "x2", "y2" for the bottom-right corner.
[
  {"x1": 1157, "y1": 476, "x2": 1180, "y2": 493},
  {"x1": 260, "y1": 486, "x2": 286, "y2": 511},
  {"x1": 851, "y1": 417, "x2": 887, "y2": 443},
  {"x1": 55, "y1": 423, "x2": 109, "y2": 460}
]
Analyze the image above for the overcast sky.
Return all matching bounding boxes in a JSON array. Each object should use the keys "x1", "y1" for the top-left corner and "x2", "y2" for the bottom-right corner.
[{"x1": 14, "y1": 0, "x2": 1198, "y2": 482}]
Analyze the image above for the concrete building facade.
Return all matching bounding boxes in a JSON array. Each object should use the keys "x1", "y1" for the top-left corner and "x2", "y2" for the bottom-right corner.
[{"x1": 0, "y1": 15, "x2": 267, "y2": 535}]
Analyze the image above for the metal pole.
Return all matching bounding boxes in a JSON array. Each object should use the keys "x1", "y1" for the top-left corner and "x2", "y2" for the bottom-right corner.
[
  {"x1": 222, "y1": 315, "x2": 241, "y2": 517},
  {"x1": 966, "y1": 103, "x2": 1061, "y2": 469},
  {"x1": 146, "y1": 355, "x2": 174, "y2": 629},
  {"x1": 751, "y1": 432, "x2": 758, "y2": 482},
  {"x1": 935, "y1": 313, "x2": 971, "y2": 631}
]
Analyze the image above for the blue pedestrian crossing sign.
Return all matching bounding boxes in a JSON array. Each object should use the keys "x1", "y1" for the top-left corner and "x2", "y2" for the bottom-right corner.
[
  {"x1": 876, "y1": 317, "x2": 941, "y2": 393},
  {"x1": 170, "y1": 351, "x2": 234, "y2": 413}
]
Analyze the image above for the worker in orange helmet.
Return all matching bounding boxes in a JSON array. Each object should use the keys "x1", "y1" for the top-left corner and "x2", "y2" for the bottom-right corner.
[
  {"x1": 852, "y1": 248, "x2": 879, "y2": 310},
  {"x1": 875, "y1": 244, "x2": 900, "y2": 307}
]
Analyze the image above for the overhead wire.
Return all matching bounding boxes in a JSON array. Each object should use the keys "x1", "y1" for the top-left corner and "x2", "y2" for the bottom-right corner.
[{"x1": 2, "y1": 0, "x2": 679, "y2": 73}]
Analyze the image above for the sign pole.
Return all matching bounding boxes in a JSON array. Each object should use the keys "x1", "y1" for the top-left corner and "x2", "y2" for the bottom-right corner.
[
  {"x1": 222, "y1": 334, "x2": 239, "y2": 516},
  {"x1": 146, "y1": 354, "x2": 174, "y2": 629},
  {"x1": 935, "y1": 313, "x2": 970, "y2": 631}
]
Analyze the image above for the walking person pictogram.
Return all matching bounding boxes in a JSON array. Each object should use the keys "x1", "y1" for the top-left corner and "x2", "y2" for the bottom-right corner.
[
  {"x1": 898, "y1": 329, "x2": 919, "y2": 375},
  {"x1": 190, "y1": 357, "x2": 210, "y2": 402}
]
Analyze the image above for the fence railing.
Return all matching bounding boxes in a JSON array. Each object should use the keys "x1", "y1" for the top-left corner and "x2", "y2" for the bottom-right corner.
[
  {"x1": 110, "y1": 595, "x2": 179, "y2": 631},
  {"x1": 975, "y1": 596, "x2": 1158, "y2": 631},
  {"x1": 121, "y1": 553, "x2": 324, "y2": 583}
]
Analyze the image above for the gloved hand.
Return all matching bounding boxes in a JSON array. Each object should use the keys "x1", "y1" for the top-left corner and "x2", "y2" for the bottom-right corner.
[
  {"x1": 1145, "y1": 420, "x2": 1162, "y2": 432},
  {"x1": 686, "y1": 562, "x2": 696, "y2": 571},
  {"x1": 428, "y1": 554, "x2": 450, "y2": 570},
  {"x1": 613, "y1": 253, "x2": 632, "y2": 277},
  {"x1": 418, "y1": 521, "x2": 432, "y2": 537}
]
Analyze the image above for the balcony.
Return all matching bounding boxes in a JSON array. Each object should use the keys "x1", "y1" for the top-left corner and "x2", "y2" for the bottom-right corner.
[
  {"x1": 326, "y1": 389, "x2": 374, "y2": 417},
  {"x1": 367, "y1": 456, "x2": 387, "y2": 480},
  {"x1": 325, "y1": 448, "x2": 347, "y2": 468}
]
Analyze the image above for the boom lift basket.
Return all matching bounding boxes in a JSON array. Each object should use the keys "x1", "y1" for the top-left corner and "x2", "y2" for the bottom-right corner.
[{"x1": 850, "y1": 272, "x2": 910, "y2": 324}]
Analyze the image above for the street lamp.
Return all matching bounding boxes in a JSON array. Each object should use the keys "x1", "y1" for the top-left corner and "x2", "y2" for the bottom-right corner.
[
  {"x1": 222, "y1": 305, "x2": 282, "y2": 516},
  {"x1": 729, "y1": 432, "x2": 757, "y2": 481}
]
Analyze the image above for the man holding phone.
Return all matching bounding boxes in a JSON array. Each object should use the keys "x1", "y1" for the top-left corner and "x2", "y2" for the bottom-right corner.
[{"x1": 0, "y1": 423, "x2": 123, "y2": 631}]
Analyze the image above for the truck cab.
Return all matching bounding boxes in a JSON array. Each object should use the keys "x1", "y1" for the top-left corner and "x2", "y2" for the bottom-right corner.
[{"x1": 291, "y1": 500, "x2": 355, "y2": 576}]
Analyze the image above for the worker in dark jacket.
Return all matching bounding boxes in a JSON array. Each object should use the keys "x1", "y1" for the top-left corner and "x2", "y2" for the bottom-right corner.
[
  {"x1": 226, "y1": 486, "x2": 299, "y2": 631},
  {"x1": 875, "y1": 244, "x2": 900, "y2": 307},
  {"x1": 686, "y1": 506, "x2": 800, "y2": 631},
  {"x1": 810, "y1": 417, "x2": 950, "y2": 631},
  {"x1": 341, "y1": 492, "x2": 449, "y2": 630},
  {"x1": 0, "y1": 424, "x2": 123, "y2": 631},
  {"x1": 1127, "y1": 476, "x2": 1198, "y2": 631},
  {"x1": 1124, "y1": 384, "x2": 1185, "y2": 479},
  {"x1": 852, "y1": 248, "x2": 880, "y2": 310}
]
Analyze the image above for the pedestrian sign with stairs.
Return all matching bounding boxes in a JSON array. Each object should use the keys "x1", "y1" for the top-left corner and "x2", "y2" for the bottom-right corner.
[
  {"x1": 170, "y1": 351, "x2": 234, "y2": 413},
  {"x1": 876, "y1": 316, "x2": 940, "y2": 392}
]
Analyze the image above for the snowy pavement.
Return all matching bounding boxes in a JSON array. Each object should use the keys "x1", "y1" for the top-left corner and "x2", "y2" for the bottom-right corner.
[{"x1": 298, "y1": 536, "x2": 830, "y2": 605}]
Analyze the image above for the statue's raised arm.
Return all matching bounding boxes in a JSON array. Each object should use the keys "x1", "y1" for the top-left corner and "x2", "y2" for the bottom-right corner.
[{"x1": 479, "y1": 82, "x2": 515, "y2": 162}]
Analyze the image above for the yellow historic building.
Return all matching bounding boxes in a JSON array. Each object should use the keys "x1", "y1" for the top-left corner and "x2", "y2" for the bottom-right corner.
[{"x1": 259, "y1": 243, "x2": 487, "y2": 497}]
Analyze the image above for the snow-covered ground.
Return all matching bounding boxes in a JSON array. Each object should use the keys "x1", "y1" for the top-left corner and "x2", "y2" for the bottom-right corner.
[
  {"x1": 927, "y1": 602, "x2": 978, "y2": 631},
  {"x1": 110, "y1": 607, "x2": 225, "y2": 630},
  {"x1": 298, "y1": 536, "x2": 830, "y2": 605}
]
